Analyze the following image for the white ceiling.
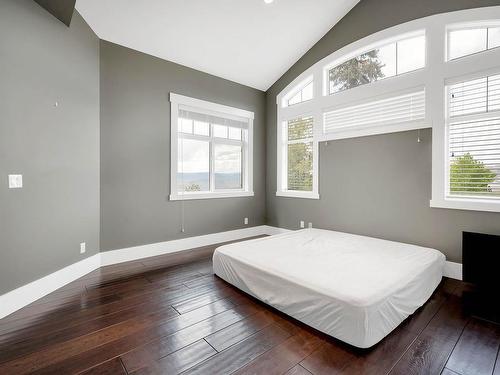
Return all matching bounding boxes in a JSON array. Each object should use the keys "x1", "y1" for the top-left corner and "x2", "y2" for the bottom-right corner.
[{"x1": 76, "y1": 0, "x2": 360, "y2": 91}]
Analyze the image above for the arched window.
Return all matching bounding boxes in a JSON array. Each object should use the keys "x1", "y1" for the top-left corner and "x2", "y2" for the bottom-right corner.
[{"x1": 276, "y1": 6, "x2": 500, "y2": 213}]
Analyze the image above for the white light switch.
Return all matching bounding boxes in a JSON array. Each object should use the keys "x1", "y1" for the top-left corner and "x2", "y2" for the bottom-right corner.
[
  {"x1": 8, "y1": 175, "x2": 22, "y2": 189},
  {"x1": 244, "y1": 217, "x2": 249, "y2": 225}
]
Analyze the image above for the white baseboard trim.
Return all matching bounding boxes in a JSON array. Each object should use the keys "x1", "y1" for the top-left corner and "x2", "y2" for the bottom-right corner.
[
  {"x1": 0, "y1": 225, "x2": 463, "y2": 319},
  {"x1": 0, "y1": 254, "x2": 101, "y2": 319},
  {"x1": 0, "y1": 225, "x2": 276, "y2": 319},
  {"x1": 443, "y1": 261, "x2": 463, "y2": 281},
  {"x1": 100, "y1": 225, "x2": 280, "y2": 266}
]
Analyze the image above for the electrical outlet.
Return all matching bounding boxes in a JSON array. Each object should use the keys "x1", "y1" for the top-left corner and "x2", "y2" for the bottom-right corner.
[
  {"x1": 8, "y1": 174, "x2": 22, "y2": 189},
  {"x1": 300, "y1": 220, "x2": 305, "y2": 228},
  {"x1": 80, "y1": 242, "x2": 86, "y2": 254},
  {"x1": 244, "y1": 217, "x2": 249, "y2": 225},
  {"x1": 308, "y1": 222, "x2": 313, "y2": 229}
]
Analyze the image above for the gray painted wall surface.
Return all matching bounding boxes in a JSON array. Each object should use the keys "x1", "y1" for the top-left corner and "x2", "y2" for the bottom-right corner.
[
  {"x1": 266, "y1": 0, "x2": 500, "y2": 262},
  {"x1": 100, "y1": 41, "x2": 266, "y2": 251},
  {"x1": 0, "y1": 1, "x2": 100, "y2": 294}
]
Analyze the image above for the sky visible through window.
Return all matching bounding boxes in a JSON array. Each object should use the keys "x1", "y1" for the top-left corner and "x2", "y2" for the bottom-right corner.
[{"x1": 177, "y1": 120, "x2": 244, "y2": 192}]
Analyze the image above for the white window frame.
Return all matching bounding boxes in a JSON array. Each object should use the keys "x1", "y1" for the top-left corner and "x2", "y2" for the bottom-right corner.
[
  {"x1": 277, "y1": 114, "x2": 319, "y2": 199},
  {"x1": 434, "y1": 68, "x2": 500, "y2": 213},
  {"x1": 324, "y1": 31, "x2": 427, "y2": 96},
  {"x1": 446, "y1": 21, "x2": 500, "y2": 61},
  {"x1": 281, "y1": 76, "x2": 314, "y2": 108},
  {"x1": 170, "y1": 93, "x2": 254, "y2": 200},
  {"x1": 276, "y1": 6, "x2": 500, "y2": 211}
]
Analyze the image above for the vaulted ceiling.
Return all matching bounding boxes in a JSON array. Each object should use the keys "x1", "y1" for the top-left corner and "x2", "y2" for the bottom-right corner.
[{"x1": 76, "y1": 0, "x2": 360, "y2": 91}]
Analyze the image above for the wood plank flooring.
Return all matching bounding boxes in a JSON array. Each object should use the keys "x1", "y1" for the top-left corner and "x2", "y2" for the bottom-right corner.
[{"x1": 1, "y1": 238, "x2": 499, "y2": 375}]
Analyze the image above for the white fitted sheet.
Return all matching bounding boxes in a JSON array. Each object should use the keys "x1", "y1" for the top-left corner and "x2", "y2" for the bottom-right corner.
[{"x1": 213, "y1": 228, "x2": 445, "y2": 348}]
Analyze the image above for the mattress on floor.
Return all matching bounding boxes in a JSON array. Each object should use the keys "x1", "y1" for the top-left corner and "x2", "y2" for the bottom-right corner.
[{"x1": 213, "y1": 228, "x2": 445, "y2": 348}]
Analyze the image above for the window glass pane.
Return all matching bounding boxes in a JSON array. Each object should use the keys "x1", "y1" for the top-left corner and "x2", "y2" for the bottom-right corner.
[
  {"x1": 179, "y1": 118, "x2": 193, "y2": 134},
  {"x1": 397, "y1": 35, "x2": 426, "y2": 74},
  {"x1": 448, "y1": 28, "x2": 487, "y2": 60},
  {"x1": 214, "y1": 144, "x2": 242, "y2": 189},
  {"x1": 449, "y1": 118, "x2": 500, "y2": 197},
  {"x1": 488, "y1": 27, "x2": 500, "y2": 49},
  {"x1": 177, "y1": 138, "x2": 210, "y2": 192},
  {"x1": 288, "y1": 117, "x2": 313, "y2": 141},
  {"x1": 287, "y1": 91, "x2": 302, "y2": 106},
  {"x1": 449, "y1": 77, "x2": 488, "y2": 117},
  {"x1": 329, "y1": 44, "x2": 395, "y2": 94},
  {"x1": 213, "y1": 124, "x2": 228, "y2": 138},
  {"x1": 193, "y1": 121, "x2": 209, "y2": 136},
  {"x1": 302, "y1": 81, "x2": 314, "y2": 102},
  {"x1": 287, "y1": 142, "x2": 313, "y2": 191},
  {"x1": 377, "y1": 43, "x2": 397, "y2": 78},
  {"x1": 228, "y1": 127, "x2": 242, "y2": 140}
]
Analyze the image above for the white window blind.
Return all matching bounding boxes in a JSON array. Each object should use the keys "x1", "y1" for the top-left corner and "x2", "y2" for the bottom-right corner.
[
  {"x1": 449, "y1": 74, "x2": 500, "y2": 117},
  {"x1": 323, "y1": 90, "x2": 425, "y2": 134},
  {"x1": 447, "y1": 75, "x2": 500, "y2": 199}
]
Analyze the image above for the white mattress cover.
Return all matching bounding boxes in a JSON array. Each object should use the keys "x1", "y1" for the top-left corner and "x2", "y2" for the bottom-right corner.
[{"x1": 213, "y1": 228, "x2": 445, "y2": 348}]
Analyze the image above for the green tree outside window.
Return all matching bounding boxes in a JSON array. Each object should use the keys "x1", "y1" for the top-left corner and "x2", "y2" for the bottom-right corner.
[{"x1": 450, "y1": 153, "x2": 496, "y2": 195}]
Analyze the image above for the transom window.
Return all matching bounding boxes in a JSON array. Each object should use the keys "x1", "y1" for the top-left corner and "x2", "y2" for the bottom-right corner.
[
  {"x1": 282, "y1": 77, "x2": 313, "y2": 107},
  {"x1": 328, "y1": 34, "x2": 426, "y2": 95},
  {"x1": 170, "y1": 94, "x2": 254, "y2": 200},
  {"x1": 448, "y1": 25, "x2": 500, "y2": 60}
]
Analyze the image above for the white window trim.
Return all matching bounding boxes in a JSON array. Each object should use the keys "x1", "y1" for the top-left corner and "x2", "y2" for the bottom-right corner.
[
  {"x1": 276, "y1": 113, "x2": 319, "y2": 199},
  {"x1": 169, "y1": 93, "x2": 254, "y2": 201},
  {"x1": 281, "y1": 75, "x2": 313, "y2": 108},
  {"x1": 276, "y1": 6, "x2": 500, "y2": 211},
  {"x1": 431, "y1": 68, "x2": 500, "y2": 213},
  {"x1": 446, "y1": 20, "x2": 500, "y2": 62}
]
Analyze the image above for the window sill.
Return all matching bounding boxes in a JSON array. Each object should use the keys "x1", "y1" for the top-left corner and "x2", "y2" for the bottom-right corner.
[
  {"x1": 430, "y1": 197, "x2": 500, "y2": 213},
  {"x1": 276, "y1": 191, "x2": 320, "y2": 199},
  {"x1": 170, "y1": 191, "x2": 254, "y2": 201}
]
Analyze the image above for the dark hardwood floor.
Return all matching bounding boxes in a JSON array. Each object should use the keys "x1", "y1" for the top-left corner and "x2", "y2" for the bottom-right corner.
[{"x1": 1, "y1": 238, "x2": 499, "y2": 375}]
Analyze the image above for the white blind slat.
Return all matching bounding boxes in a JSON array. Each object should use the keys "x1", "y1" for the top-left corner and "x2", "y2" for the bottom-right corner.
[
  {"x1": 323, "y1": 90, "x2": 425, "y2": 134},
  {"x1": 449, "y1": 74, "x2": 500, "y2": 118},
  {"x1": 448, "y1": 114, "x2": 500, "y2": 198}
]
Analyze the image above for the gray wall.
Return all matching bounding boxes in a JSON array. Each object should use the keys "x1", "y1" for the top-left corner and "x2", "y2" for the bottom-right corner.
[
  {"x1": 266, "y1": 0, "x2": 500, "y2": 262},
  {"x1": 100, "y1": 41, "x2": 266, "y2": 251},
  {"x1": 0, "y1": 1, "x2": 100, "y2": 294}
]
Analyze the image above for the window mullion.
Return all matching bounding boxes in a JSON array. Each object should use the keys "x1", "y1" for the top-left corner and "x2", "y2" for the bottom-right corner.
[{"x1": 209, "y1": 127, "x2": 215, "y2": 193}]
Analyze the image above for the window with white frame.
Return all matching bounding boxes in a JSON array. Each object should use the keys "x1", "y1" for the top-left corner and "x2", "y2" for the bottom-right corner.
[
  {"x1": 446, "y1": 74, "x2": 500, "y2": 200},
  {"x1": 276, "y1": 7, "x2": 500, "y2": 211},
  {"x1": 170, "y1": 93, "x2": 254, "y2": 200},
  {"x1": 284, "y1": 116, "x2": 314, "y2": 192},
  {"x1": 448, "y1": 24, "x2": 500, "y2": 60},
  {"x1": 282, "y1": 78, "x2": 314, "y2": 107},
  {"x1": 328, "y1": 34, "x2": 426, "y2": 95}
]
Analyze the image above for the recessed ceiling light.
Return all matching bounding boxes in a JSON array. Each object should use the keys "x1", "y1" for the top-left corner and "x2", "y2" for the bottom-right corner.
[{"x1": 264, "y1": 0, "x2": 274, "y2": 4}]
